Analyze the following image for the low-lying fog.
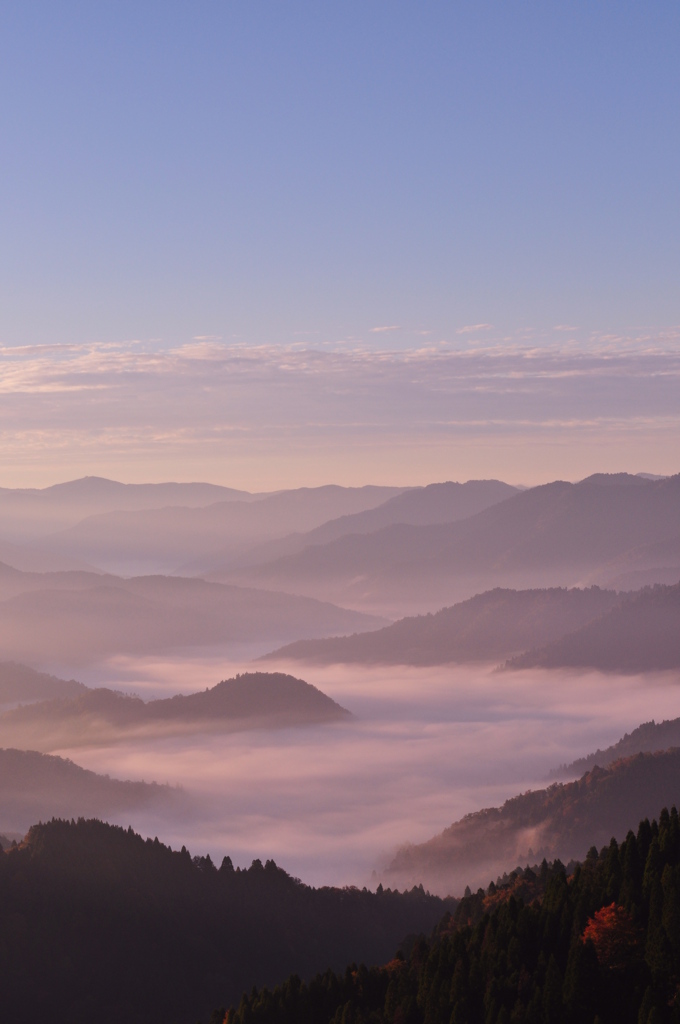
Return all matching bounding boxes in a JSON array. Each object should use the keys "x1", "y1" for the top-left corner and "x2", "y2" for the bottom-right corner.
[{"x1": 50, "y1": 656, "x2": 680, "y2": 893}]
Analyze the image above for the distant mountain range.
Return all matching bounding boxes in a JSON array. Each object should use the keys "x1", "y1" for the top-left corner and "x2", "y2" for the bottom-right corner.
[
  {"x1": 0, "y1": 476, "x2": 258, "y2": 543},
  {"x1": 383, "y1": 748, "x2": 680, "y2": 895},
  {"x1": 228, "y1": 473, "x2": 680, "y2": 615},
  {"x1": 0, "y1": 671, "x2": 351, "y2": 750},
  {"x1": 204, "y1": 479, "x2": 518, "y2": 578},
  {"x1": 0, "y1": 748, "x2": 180, "y2": 832},
  {"x1": 0, "y1": 564, "x2": 383, "y2": 665},
  {"x1": 264, "y1": 586, "x2": 620, "y2": 665},
  {"x1": 31, "y1": 483, "x2": 406, "y2": 576}
]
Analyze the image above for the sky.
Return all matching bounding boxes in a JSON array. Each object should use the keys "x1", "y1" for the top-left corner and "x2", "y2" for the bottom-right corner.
[{"x1": 1, "y1": 2, "x2": 679, "y2": 487}]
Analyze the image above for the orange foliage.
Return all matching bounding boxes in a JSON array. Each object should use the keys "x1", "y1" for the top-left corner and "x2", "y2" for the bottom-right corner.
[{"x1": 582, "y1": 902, "x2": 639, "y2": 969}]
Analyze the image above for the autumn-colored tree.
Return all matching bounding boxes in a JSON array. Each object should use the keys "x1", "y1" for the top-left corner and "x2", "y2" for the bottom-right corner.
[{"x1": 582, "y1": 902, "x2": 639, "y2": 970}]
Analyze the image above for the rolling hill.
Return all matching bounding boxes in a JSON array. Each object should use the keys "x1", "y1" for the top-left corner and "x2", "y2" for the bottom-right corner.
[
  {"x1": 0, "y1": 748, "x2": 180, "y2": 831},
  {"x1": 0, "y1": 672, "x2": 352, "y2": 749},
  {"x1": 262, "y1": 586, "x2": 620, "y2": 665}
]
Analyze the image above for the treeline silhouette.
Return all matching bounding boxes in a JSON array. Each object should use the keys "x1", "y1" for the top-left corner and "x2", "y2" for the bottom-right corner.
[
  {"x1": 0, "y1": 818, "x2": 452, "y2": 1024},
  {"x1": 224, "y1": 806, "x2": 680, "y2": 1024}
]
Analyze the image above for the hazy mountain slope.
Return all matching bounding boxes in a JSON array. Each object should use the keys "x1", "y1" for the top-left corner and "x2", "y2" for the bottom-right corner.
[
  {"x1": 0, "y1": 476, "x2": 256, "y2": 542},
  {"x1": 582, "y1": 532, "x2": 680, "y2": 591},
  {"x1": 0, "y1": 672, "x2": 351, "y2": 749},
  {"x1": 506, "y1": 582, "x2": 680, "y2": 672},
  {"x1": 263, "y1": 586, "x2": 620, "y2": 666},
  {"x1": 0, "y1": 749, "x2": 179, "y2": 831},
  {"x1": 228, "y1": 473, "x2": 680, "y2": 614},
  {"x1": 0, "y1": 662, "x2": 86, "y2": 705},
  {"x1": 384, "y1": 749, "x2": 680, "y2": 895},
  {"x1": 551, "y1": 717, "x2": 680, "y2": 778},
  {"x1": 0, "y1": 568, "x2": 383, "y2": 666},
  {"x1": 0, "y1": 818, "x2": 454, "y2": 1024},
  {"x1": 206, "y1": 479, "x2": 519, "y2": 575},
  {"x1": 44, "y1": 484, "x2": 406, "y2": 575}
]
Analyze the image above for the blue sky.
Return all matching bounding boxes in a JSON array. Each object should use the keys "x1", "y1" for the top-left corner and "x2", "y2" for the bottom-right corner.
[{"x1": 0, "y1": 3, "x2": 679, "y2": 485}]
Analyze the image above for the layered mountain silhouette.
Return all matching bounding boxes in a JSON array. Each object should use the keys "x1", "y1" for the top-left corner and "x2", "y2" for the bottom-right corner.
[
  {"x1": 0, "y1": 565, "x2": 383, "y2": 665},
  {"x1": 228, "y1": 473, "x2": 680, "y2": 615},
  {"x1": 505, "y1": 581, "x2": 680, "y2": 672},
  {"x1": 0, "y1": 476, "x2": 256, "y2": 543},
  {"x1": 384, "y1": 748, "x2": 680, "y2": 895},
  {"x1": 40, "y1": 484, "x2": 405, "y2": 575},
  {"x1": 263, "y1": 586, "x2": 620, "y2": 665},
  {"x1": 204, "y1": 479, "x2": 518, "y2": 578},
  {"x1": 0, "y1": 748, "x2": 180, "y2": 831},
  {"x1": 0, "y1": 672, "x2": 351, "y2": 749}
]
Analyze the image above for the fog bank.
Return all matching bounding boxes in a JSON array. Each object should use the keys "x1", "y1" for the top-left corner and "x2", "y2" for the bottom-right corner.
[{"x1": 41, "y1": 658, "x2": 680, "y2": 893}]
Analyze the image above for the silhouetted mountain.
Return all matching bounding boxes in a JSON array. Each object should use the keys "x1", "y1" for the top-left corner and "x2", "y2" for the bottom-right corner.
[
  {"x1": 384, "y1": 749, "x2": 680, "y2": 895},
  {"x1": 228, "y1": 473, "x2": 680, "y2": 615},
  {"x1": 0, "y1": 476, "x2": 256, "y2": 543},
  {"x1": 43, "y1": 484, "x2": 406, "y2": 575},
  {"x1": 551, "y1": 717, "x2": 680, "y2": 778},
  {"x1": 0, "y1": 749, "x2": 179, "y2": 831},
  {"x1": 0, "y1": 817, "x2": 454, "y2": 1024},
  {"x1": 0, "y1": 661, "x2": 86, "y2": 704},
  {"x1": 506, "y1": 582, "x2": 680, "y2": 672},
  {"x1": 228, "y1": 805, "x2": 680, "y2": 1024},
  {"x1": 263, "y1": 586, "x2": 620, "y2": 666},
  {"x1": 0, "y1": 567, "x2": 383, "y2": 665},
  {"x1": 205, "y1": 480, "x2": 518, "y2": 576},
  {"x1": 0, "y1": 672, "x2": 351, "y2": 749}
]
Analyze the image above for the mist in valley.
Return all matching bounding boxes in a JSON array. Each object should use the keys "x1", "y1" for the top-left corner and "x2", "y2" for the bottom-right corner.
[{"x1": 26, "y1": 654, "x2": 679, "y2": 895}]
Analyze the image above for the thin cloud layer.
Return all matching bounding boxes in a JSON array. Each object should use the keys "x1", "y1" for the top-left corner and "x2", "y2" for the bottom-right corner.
[{"x1": 0, "y1": 335, "x2": 679, "y2": 486}]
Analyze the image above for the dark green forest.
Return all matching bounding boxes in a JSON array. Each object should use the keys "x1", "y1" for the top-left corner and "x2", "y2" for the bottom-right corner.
[
  {"x1": 0, "y1": 818, "x2": 452, "y2": 1024},
  {"x1": 224, "y1": 807, "x2": 680, "y2": 1024}
]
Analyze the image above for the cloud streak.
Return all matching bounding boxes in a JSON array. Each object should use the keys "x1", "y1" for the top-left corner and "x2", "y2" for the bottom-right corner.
[{"x1": 0, "y1": 334, "x2": 678, "y2": 487}]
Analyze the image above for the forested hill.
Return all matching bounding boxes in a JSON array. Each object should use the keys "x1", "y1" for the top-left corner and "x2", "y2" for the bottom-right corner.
[
  {"x1": 551, "y1": 717, "x2": 680, "y2": 778},
  {"x1": 506, "y1": 581, "x2": 680, "y2": 672},
  {"x1": 0, "y1": 672, "x2": 351, "y2": 750},
  {"x1": 0, "y1": 818, "x2": 453, "y2": 1024},
  {"x1": 0, "y1": 748, "x2": 180, "y2": 830},
  {"x1": 224, "y1": 805, "x2": 680, "y2": 1024},
  {"x1": 0, "y1": 661, "x2": 86, "y2": 703},
  {"x1": 263, "y1": 587, "x2": 620, "y2": 666},
  {"x1": 384, "y1": 749, "x2": 680, "y2": 896}
]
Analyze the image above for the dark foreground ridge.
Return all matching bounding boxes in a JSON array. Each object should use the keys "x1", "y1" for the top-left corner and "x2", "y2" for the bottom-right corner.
[
  {"x1": 224, "y1": 805, "x2": 680, "y2": 1024},
  {"x1": 0, "y1": 818, "x2": 453, "y2": 1024}
]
